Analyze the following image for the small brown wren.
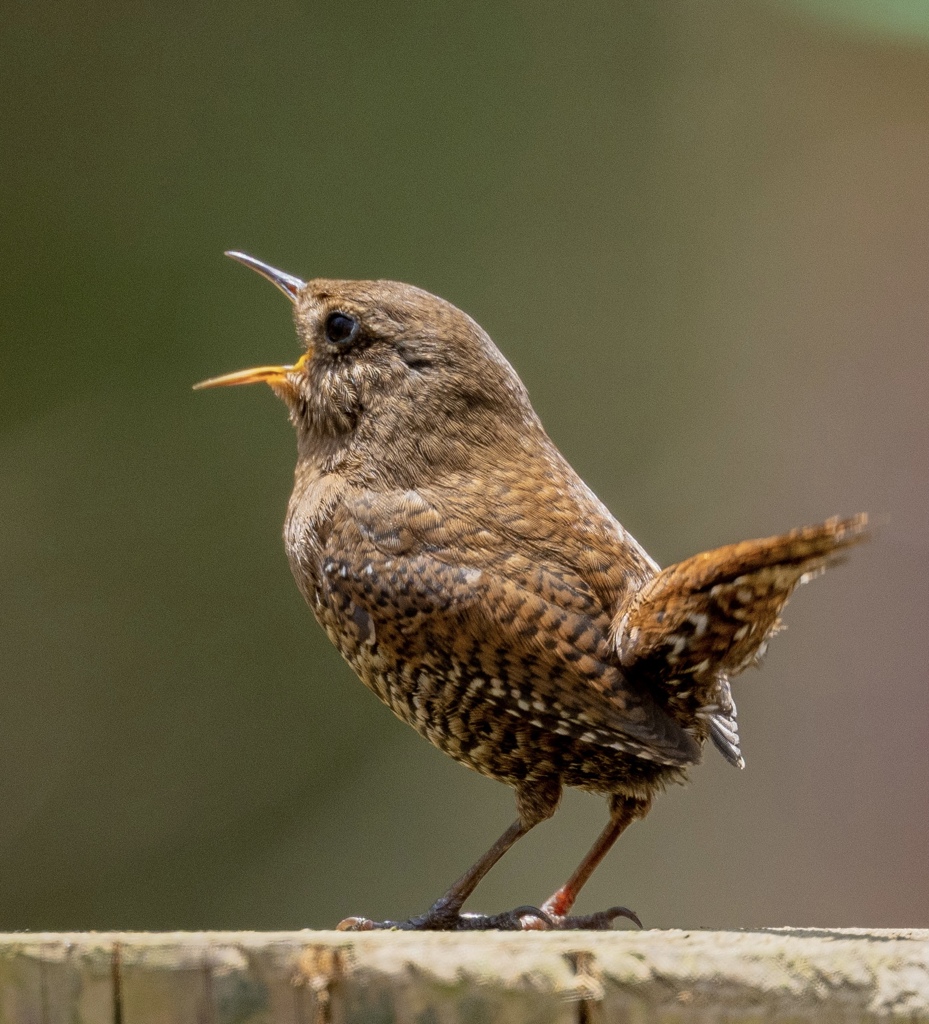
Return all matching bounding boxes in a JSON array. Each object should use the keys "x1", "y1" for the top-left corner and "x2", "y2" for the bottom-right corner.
[{"x1": 196, "y1": 251, "x2": 867, "y2": 931}]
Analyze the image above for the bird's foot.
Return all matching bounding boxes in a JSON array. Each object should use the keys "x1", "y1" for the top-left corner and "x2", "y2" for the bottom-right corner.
[
  {"x1": 336, "y1": 904, "x2": 553, "y2": 931},
  {"x1": 336, "y1": 902, "x2": 640, "y2": 931}
]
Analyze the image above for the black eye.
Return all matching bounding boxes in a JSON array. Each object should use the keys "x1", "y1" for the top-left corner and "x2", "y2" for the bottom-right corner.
[{"x1": 324, "y1": 311, "x2": 359, "y2": 346}]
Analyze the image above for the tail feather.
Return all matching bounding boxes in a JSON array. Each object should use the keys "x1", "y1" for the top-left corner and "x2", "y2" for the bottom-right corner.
[
  {"x1": 614, "y1": 514, "x2": 868, "y2": 680},
  {"x1": 709, "y1": 709, "x2": 745, "y2": 769},
  {"x1": 703, "y1": 675, "x2": 745, "y2": 768}
]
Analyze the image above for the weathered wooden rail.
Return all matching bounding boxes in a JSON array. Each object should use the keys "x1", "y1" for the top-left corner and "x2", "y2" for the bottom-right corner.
[{"x1": 1, "y1": 929, "x2": 927, "y2": 1023}]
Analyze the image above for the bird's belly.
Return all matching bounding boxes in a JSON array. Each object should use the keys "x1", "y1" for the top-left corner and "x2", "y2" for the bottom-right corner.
[{"x1": 316, "y1": 603, "x2": 681, "y2": 799}]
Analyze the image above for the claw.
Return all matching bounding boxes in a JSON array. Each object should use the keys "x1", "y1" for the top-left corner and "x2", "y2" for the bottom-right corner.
[{"x1": 549, "y1": 905, "x2": 643, "y2": 930}]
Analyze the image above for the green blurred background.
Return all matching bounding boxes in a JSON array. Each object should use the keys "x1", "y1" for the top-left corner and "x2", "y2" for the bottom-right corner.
[{"x1": 1, "y1": 0, "x2": 927, "y2": 931}]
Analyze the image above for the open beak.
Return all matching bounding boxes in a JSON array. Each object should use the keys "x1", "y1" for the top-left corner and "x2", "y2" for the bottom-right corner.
[
  {"x1": 193, "y1": 353, "x2": 309, "y2": 390},
  {"x1": 194, "y1": 252, "x2": 308, "y2": 391},
  {"x1": 224, "y1": 251, "x2": 305, "y2": 301}
]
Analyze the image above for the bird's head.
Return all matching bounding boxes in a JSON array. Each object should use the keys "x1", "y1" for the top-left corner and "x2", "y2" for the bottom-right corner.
[{"x1": 196, "y1": 253, "x2": 540, "y2": 483}]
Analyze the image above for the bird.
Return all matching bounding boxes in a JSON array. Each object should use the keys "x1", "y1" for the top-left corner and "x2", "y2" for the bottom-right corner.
[{"x1": 195, "y1": 251, "x2": 867, "y2": 931}]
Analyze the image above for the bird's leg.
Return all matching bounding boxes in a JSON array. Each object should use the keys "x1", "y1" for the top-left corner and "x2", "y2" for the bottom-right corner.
[
  {"x1": 337, "y1": 781, "x2": 561, "y2": 931},
  {"x1": 520, "y1": 794, "x2": 651, "y2": 930}
]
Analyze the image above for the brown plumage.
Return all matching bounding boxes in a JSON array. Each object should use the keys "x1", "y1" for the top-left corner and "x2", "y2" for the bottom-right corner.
[{"x1": 196, "y1": 252, "x2": 867, "y2": 930}]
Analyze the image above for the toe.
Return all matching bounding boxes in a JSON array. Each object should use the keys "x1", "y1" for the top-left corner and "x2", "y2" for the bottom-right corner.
[{"x1": 336, "y1": 916, "x2": 376, "y2": 931}]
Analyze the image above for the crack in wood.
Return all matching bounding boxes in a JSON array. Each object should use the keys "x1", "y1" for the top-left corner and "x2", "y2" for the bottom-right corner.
[
  {"x1": 565, "y1": 949, "x2": 603, "y2": 1024},
  {"x1": 111, "y1": 942, "x2": 123, "y2": 1024}
]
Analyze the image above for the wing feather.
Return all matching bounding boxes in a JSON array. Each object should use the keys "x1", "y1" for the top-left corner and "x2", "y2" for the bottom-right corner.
[{"x1": 322, "y1": 488, "x2": 699, "y2": 767}]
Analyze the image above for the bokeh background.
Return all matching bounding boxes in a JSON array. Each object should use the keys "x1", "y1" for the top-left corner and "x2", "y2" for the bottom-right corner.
[{"x1": 1, "y1": 0, "x2": 927, "y2": 932}]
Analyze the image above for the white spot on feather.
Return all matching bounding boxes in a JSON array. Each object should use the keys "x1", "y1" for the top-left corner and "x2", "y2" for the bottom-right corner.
[{"x1": 689, "y1": 612, "x2": 709, "y2": 637}]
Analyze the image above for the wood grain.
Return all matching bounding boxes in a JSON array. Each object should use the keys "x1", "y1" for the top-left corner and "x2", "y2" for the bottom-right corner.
[{"x1": 1, "y1": 929, "x2": 926, "y2": 1024}]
